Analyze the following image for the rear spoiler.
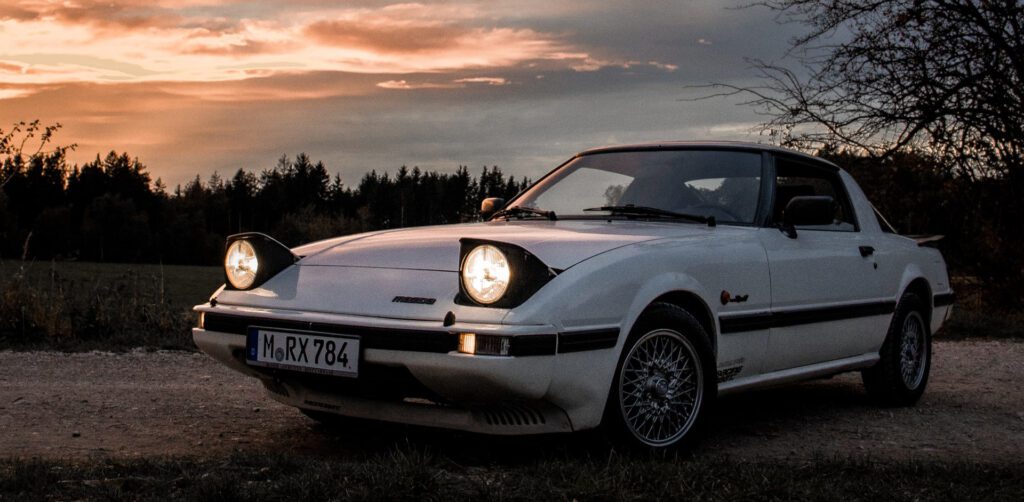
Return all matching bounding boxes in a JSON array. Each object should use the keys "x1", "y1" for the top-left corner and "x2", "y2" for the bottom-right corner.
[{"x1": 907, "y1": 235, "x2": 944, "y2": 247}]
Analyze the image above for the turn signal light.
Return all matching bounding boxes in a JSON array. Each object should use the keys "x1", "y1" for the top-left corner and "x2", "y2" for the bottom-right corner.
[{"x1": 458, "y1": 333, "x2": 512, "y2": 356}]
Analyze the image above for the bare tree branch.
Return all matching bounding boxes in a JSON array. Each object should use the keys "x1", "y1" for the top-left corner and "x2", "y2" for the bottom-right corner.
[
  {"x1": 703, "y1": 0, "x2": 1022, "y2": 181},
  {"x1": 0, "y1": 121, "x2": 76, "y2": 189}
]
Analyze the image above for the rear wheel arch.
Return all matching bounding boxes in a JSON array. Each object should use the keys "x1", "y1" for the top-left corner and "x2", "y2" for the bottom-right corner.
[
  {"x1": 863, "y1": 290, "x2": 932, "y2": 405},
  {"x1": 903, "y1": 277, "x2": 932, "y2": 324}
]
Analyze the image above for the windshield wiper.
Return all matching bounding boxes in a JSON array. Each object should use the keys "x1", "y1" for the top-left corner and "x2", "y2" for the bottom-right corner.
[
  {"x1": 583, "y1": 205, "x2": 715, "y2": 227},
  {"x1": 492, "y1": 206, "x2": 557, "y2": 221}
]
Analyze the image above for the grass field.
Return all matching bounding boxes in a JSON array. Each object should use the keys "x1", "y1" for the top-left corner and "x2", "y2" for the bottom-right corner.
[
  {"x1": 0, "y1": 261, "x2": 1020, "y2": 352},
  {"x1": 0, "y1": 260, "x2": 222, "y2": 351}
]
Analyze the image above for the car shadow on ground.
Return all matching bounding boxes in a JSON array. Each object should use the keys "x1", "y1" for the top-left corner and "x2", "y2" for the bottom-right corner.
[{"x1": 263, "y1": 376, "x2": 876, "y2": 464}]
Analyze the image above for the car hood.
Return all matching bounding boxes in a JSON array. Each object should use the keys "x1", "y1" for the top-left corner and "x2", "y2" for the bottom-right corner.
[{"x1": 296, "y1": 220, "x2": 716, "y2": 271}]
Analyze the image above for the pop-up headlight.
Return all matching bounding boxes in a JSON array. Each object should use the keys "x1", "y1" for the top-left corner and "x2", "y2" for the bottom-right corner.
[
  {"x1": 222, "y1": 233, "x2": 297, "y2": 291},
  {"x1": 461, "y1": 245, "x2": 511, "y2": 304},
  {"x1": 457, "y1": 239, "x2": 557, "y2": 308},
  {"x1": 225, "y1": 240, "x2": 259, "y2": 289}
]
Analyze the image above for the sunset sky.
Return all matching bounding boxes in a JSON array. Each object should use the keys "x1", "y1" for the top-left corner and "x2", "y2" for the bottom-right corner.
[{"x1": 0, "y1": 0, "x2": 805, "y2": 188}]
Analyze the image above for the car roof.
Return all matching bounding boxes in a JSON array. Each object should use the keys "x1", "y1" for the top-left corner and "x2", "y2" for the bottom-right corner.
[{"x1": 577, "y1": 141, "x2": 841, "y2": 170}]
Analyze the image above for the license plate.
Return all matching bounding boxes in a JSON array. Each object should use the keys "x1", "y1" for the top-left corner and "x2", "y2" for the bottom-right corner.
[{"x1": 246, "y1": 328, "x2": 359, "y2": 378}]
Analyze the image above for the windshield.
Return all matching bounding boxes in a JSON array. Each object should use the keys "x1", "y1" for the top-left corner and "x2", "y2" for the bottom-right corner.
[{"x1": 507, "y1": 150, "x2": 763, "y2": 224}]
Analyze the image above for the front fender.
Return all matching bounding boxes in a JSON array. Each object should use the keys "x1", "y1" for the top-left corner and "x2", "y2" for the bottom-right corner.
[
  {"x1": 618, "y1": 272, "x2": 715, "y2": 347},
  {"x1": 499, "y1": 229, "x2": 769, "y2": 430}
]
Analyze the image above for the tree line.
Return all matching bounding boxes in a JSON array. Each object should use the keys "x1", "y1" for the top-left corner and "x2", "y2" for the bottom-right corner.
[
  {"x1": 0, "y1": 117, "x2": 1016, "y2": 294},
  {"x1": 0, "y1": 125, "x2": 528, "y2": 265}
]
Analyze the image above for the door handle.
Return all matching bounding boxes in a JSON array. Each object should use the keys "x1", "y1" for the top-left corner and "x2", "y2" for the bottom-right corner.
[{"x1": 859, "y1": 246, "x2": 875, "y2": 257}]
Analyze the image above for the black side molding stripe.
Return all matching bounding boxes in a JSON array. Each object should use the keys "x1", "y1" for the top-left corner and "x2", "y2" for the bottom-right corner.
[
  {"x1": 511, "y1": 335, "x2": 557, "y2": 356},
  {"x1": 204, "y1": 313, "x2": 618, "y2": 356},
  {"x1": 719, "y1": 300, "x2": 897, "y2": 334},
  {"x1": 718, "y1": 312, "x2": 773, "y2": 333},
  {"x1": 933, "y1": 292, "x2": 955, "y2": 307},
  {"x1": 558, "y1": 328, "x2": 620, "y2": 353}
]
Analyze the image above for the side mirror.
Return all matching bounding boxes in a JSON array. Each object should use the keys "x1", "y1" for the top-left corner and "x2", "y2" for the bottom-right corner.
[
  {"x1": 480, "y1": 197, "x2": 505, "y2": 220},
  {"x1": 781, "y1": 195, "x2": 836, "y2": 238}
]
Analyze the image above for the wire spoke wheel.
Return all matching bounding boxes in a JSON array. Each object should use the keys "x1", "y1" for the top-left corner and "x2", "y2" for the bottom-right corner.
[
  {"x1": 899, "y1": 311, "x2": 928, "y2": 390},
  {"x1": 618, "y1": 329, "x2": 703, "y2": 446},
  {"x1": 862, "y1": 293, "x2": 931, "y2": 406}
]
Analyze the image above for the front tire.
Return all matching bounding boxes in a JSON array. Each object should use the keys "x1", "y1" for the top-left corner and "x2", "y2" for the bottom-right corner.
[
  {"x1": 603, "y1": 302, "x2": 716, "y2": 452},
  {"x1": 862, "y1": 292, "x2": 931, "y2": 406}
]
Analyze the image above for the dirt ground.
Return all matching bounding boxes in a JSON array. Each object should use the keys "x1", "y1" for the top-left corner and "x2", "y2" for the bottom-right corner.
[{"x1": 1, "y1": 340, "x2": 1021, "y2": 462}]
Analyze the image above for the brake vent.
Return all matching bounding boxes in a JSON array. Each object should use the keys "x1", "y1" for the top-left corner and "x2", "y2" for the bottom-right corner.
[
  {"x1": 262, "y1": 379, "x2": 290, "y2": 397},
  {"x1": 475, "y1": 403, "x2": 547, "y2": 427}
]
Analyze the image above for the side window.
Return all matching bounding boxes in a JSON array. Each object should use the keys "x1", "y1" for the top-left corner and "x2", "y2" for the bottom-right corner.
[
  {"x1": 773, "y1": 159, "x2": 857, "y2": 231},
  {"x1": 682, "y1": 176, "x2": 761, "y2": 224}
]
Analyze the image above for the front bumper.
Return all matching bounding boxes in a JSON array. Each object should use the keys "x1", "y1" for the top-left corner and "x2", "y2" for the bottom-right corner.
[{"x1": 192, "y1": 304, "x2": 586, "y2": 434}]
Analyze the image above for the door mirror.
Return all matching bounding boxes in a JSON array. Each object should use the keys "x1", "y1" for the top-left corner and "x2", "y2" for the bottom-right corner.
[
  {"x1": 781, "y1": 195, "x2": 836, "y2": 238},
  {"x1": 480, "y1": 197, "x2": 505, "y2": 220}
]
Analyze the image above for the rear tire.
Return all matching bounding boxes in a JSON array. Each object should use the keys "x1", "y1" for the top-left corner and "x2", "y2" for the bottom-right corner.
[
  {"x1": 862, "y1": 292, "x2": 931, "y2": 406},
  {"x1": 602, "y1": 302, "x2": 716, "y2": 452}
]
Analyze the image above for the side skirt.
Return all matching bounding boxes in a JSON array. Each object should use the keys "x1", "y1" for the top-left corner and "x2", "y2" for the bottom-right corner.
[{"x1": 718, "y1": 352, "x2": 879, "y2": 396}]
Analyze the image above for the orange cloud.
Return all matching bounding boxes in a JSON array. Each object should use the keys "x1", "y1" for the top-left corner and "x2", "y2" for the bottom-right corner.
[
  {"x1": 0, "y1": 1, "x2": 678, "y2": 99},
  {"x1": 376, "y1": 75, "x2": 510, "y2": 90},
  {"x1": 0, "y1": 62, "x2": 25, "y2": 73},
  {"x1": 0, "y1": 4, "x2": 37, "y2": 21},
  {"x1": 454, "y1": 77, "x2": 509, "y2": 85},
  {"x1": 0, "y1": 88, "x2": 36, "y2": 100},
  {"x1": 3, "y1": 0, "x2": 184, "y2": 31},
  {"x1": 0, "y1": 2, "x2": 579, "y2": 85},
  {"x1": 305, "y1": 20, "x2": 467, "y2": 54},
  {"x1": 376, "y1": 79, "x2": 459, "y2": 90}
]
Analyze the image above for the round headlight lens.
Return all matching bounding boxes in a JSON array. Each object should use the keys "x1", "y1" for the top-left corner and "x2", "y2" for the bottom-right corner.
[
  {"x1": 225, "y1": 240, "x2": 259, "y2": 289},
  {"x1": 461, "y1": 245, "x2": 511, "y2": 304}
]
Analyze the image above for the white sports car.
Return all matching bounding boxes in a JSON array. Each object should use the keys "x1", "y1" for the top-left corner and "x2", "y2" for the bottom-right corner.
[{"x1": 194, "y1": 142, "x2": 953, "y2": 450}]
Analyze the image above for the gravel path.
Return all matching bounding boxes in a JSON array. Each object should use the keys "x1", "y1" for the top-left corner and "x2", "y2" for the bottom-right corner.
[{"x1": 1, "y1": 340, "x2": 1021, "y2": 461}]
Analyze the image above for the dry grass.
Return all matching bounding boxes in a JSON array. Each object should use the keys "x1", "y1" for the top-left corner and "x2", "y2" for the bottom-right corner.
[
  {"x1": 1, "y1": 451, "x2": 1021, "y2": 501},
  {"x1": 940, "y1": 276, "x2": 1024, "y2": 339},
  {"x1": 0, "y1": 260, "x2": 221, "y2": 351}
]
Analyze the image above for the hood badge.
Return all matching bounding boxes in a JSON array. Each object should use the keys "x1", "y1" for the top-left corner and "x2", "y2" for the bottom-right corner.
[{"x1": 393, "y1": 296, "x2": 437, "y2": 305}]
